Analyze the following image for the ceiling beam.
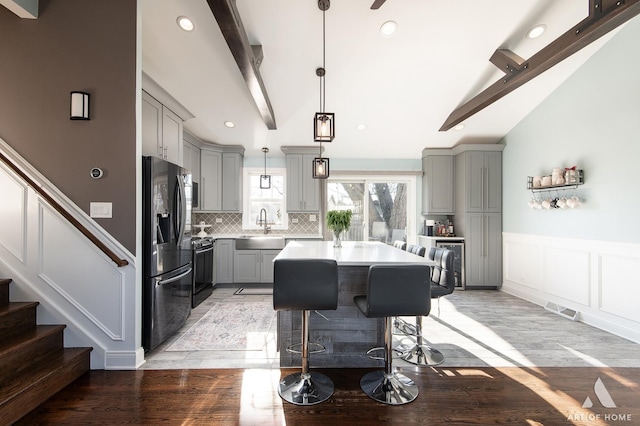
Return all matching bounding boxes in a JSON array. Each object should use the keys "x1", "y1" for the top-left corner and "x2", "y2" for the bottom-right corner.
[
  {"x1": 206, "y1": 0, "x2": 277, "y2": 130},
  {"x1": 440, "y1": 0, "x2": 640, "y2": 132}
]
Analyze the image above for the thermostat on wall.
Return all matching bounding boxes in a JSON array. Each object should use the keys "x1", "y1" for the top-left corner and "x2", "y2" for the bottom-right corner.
[{"x1": 90, "y1": 167, "x2": 104, "y2": 179}]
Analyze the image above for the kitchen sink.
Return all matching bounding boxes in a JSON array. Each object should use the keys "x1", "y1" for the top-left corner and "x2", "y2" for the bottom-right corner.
[{"x1": 235, "y1": 236, "x2": 285, "y2": 250}]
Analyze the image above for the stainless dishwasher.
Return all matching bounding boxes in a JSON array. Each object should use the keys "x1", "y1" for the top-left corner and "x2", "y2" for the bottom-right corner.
[{"x1": 435, "y1": 241, "x2": 465, "y2": 289}]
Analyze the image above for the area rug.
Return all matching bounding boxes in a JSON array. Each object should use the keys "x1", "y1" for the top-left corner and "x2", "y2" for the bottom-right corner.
[
  {"x1": 233, "y1": 287, "x2": 273, "y2": 295},
  {"x1": 166, "y1": 301, "x2": 275, "y2": 351}
]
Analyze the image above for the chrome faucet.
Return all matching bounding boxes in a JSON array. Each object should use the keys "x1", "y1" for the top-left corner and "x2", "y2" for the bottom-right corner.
[{"x1": 257, "y1": 208, "x2": 271, "y2": 234}]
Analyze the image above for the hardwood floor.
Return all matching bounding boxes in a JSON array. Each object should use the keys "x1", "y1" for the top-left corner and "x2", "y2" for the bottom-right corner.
[{"x1": 16, "y1": 366, "x2": 640, "y2": 424}]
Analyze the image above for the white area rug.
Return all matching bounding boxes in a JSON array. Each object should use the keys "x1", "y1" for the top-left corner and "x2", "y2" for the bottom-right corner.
[{"x1": 166, "y1": 302, "x2": 275, "y2": 351}]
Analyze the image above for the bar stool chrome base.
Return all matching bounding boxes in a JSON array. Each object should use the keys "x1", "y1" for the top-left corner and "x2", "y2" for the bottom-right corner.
[
  {"x1": 360, "y1": 370, "x2": 418, "y2": 405},
  {"x1": 400, "y1": 343, "x2": 444, "y2": 366},
  {"x1": 278, "y1": 371, "x2": 334, "y2": 406}
]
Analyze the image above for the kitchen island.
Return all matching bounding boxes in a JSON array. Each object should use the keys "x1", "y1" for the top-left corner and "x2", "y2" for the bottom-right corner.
[{"x1": 274, "y1": 241, "x2": 434, "y2": 368}]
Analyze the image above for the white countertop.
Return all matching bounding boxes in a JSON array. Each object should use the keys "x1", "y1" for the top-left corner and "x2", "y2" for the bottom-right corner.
[
  {"x1": 418, "y1": 236, "x2": 464, "y2": 241},
  {"x1": 275, "y1": 241, "x2": 435, "y2": 266}
]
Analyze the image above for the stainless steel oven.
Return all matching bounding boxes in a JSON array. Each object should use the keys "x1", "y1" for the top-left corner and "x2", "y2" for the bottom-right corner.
[{"x1": 192, "y1": 237, "x2": 214, "y2": 307}]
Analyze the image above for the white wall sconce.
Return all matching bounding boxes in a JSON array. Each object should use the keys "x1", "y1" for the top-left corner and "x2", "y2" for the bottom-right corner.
[{"x1": 70, "y1": 91, "x2": 90, "y2": 120}]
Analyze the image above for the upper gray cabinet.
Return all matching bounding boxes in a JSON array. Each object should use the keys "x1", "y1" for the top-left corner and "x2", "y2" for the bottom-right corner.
[
  {"x1": 200, "y1": 145, "x2": 244, "y2": 212},
  {"x1": 422, "y1": 152, "x2": 454, "y2": 215},
  {"x1": 282, "y1": 147, "x2": 320, "y2": 212},
  {"x1": 222, "y1": 152, "x2": 243, "y2": 212},
  {"x1": 183, "y1": 134, "x2": 201, "y2": 211},
  {"x1": 142, "y1": 91, "x2": 184, "y2": 166},
  {"x1": 457, "y1": 150, "x2": 502, "y2": 213}
]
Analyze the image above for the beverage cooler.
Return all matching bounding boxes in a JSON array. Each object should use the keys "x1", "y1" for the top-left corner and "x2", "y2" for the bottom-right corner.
[{"x1": 435, "y1": 241, "x2": 465, "y2": 289}]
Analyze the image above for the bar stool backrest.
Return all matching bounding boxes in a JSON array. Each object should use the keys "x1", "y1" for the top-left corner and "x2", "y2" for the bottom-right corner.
[
  {"x1": 406, "y1": 244, "x2": 426, "y2": 257},
  {"x1": 393, "y1": 240, "x2": 407, "y2": 250},
  {"x1": 428, "y1": 247, "x2": 455, "y2": 298},
  {"x1": 273, "y1": 259, "x2": 338, "y2": 311},
  {"x1": 364, "y1": 264, "x2": 431, "y2": 317}
]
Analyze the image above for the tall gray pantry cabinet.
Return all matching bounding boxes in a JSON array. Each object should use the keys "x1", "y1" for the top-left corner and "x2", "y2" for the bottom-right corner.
[{"x1": 454, "y1": 146, "x2": 503, "y2": 288}]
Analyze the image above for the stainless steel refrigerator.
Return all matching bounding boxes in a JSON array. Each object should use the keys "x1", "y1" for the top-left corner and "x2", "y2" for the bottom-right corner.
[{"x1": 142, "y1": 156, "x2": 193, "y2": 352}]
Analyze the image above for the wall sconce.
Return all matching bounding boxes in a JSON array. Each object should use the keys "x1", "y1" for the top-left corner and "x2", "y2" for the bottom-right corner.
[
  {"x1": 70, "y1": 91, "x2": 90, "y2": 120},
  {"x1": 312, "y1": 156, "x2": 330, "y2": 179}
]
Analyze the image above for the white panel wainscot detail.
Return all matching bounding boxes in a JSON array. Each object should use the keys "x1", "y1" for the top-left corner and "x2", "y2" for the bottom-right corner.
[
  {"x1": 599, "y1": 252, "x2": 640, "y2": 323},
  {"x1": 0, "y1": 164, "x2": 27, "y2": 263},
  {"x1": 38, "y1": 203, "x2": 125, "y2": 340},
  {"x1": 504, "y1": 239, "x2": 539, "y2": 289},
  {"x1": 542, "y1": 245, "x2": 590, "y2": 306},
  {"x1": 502, "y1": 233, "x2": 640, "y2": 344}
]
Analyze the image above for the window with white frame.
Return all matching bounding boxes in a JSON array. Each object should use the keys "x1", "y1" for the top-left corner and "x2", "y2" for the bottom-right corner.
[{"x1": 242, "y1": 167, "x2": 288, "y2": 230}]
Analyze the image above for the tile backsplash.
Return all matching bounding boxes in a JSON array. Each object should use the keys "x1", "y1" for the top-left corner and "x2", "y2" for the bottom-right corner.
[{"x1": 192, "y1": 212, "x2": 321, "y2": 236}]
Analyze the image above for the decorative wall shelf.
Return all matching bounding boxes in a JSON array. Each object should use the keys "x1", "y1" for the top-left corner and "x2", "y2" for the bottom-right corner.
[{"x1": 527, "y1": 169, "x2": 584, "y2": 193}]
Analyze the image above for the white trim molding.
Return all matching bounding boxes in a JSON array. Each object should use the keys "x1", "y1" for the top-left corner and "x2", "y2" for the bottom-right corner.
[{"x1": 502, "y1": 232, "x2": 640, "y2": 344}]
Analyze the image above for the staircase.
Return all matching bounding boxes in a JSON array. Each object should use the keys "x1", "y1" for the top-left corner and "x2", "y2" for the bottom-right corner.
[{"x1": 0, "y1": 278, "x2": 92, "y2": 424}]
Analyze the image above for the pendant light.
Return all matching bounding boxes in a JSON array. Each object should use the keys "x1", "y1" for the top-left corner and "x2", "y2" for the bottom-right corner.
[
  {"x1": 260, "y1": 147, "x2": 271, "y2": 189},
  {"x1": 313, "y1": 0, "x2": 332, "y2": 179}
]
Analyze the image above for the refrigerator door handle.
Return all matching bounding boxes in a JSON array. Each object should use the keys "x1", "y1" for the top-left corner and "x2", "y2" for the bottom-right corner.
[
  {"x1": 174, "y1": 175, "x2": 187, "y2": 245},
  {"x1": 155, "y1": 267, "x2": 193, "y2": 287}
]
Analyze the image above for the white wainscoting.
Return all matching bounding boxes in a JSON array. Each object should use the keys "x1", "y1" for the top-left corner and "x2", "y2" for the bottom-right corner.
[
  {"x1": 0, "y1": 143, "x2": 141, "y2": 370},
  {"x1": 502, "y1": 232, "x2": 640, "y2": 344}
]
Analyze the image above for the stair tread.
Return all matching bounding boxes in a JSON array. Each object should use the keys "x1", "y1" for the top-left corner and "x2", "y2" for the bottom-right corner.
[
  {"x1": 0, "y1": 346, "x2": 91, "y2": 425},
  {"x1": 0, "y1": 301, "x2": 39, "y2": 316},
  {"x1": 0, "y1": 324, "x2": 65, "y2": 355},
  {"x1": 0, "y1": 347, "x2": 91, "y2": 403}
]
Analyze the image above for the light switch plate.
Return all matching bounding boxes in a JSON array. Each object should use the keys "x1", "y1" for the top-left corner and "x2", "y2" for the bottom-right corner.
[
  {"x1": 90, "y1": 202, "x2": 112, "y2": 218},
  {"x1": 309, "y1": 214, "x2": 316, "y2": 222}
]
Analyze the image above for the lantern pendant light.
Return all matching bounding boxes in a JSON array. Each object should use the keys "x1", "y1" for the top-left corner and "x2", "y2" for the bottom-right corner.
[
  {"x1": 313, "y1": 0, "x2": 332, "y2": 179},
  {"x1": 260, "y1": 147, "x2": 271, "y2": 189}
]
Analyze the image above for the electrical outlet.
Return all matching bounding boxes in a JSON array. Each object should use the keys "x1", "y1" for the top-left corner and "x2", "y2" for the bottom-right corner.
[
  {"x1": 309, "y1": 214, "x2": 316, "y2": 222},
  {"x1": 90, "y1": 202, "x2": 112, "y2": 218},
  {"x1": 291, "y1": 218, "x2": 299, "y2": 224},
  {"x1": 215, "y1": 218, "x2": 222, "y2": 223}
]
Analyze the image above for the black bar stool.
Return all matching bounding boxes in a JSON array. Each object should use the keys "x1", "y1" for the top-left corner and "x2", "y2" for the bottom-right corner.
[
  {"x1": 354, "y1": 264, "x2": 431, "y2": 405},
  {"x1": 401, "y1": 247, "x2": 455, "y2": 366},
  {"x1": 273, "y1": 258, "x2": 338, "y2": 405}
]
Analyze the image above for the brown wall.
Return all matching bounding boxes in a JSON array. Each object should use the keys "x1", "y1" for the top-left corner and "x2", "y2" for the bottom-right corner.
[{"x1": 0, "y1": 1, "x2": 137, "y2": 253}]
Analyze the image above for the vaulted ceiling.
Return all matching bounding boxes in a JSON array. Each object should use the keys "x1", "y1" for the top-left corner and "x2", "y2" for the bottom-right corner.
[{"x1": 141, "y1": 0, "x2": 630, "y2": 159}]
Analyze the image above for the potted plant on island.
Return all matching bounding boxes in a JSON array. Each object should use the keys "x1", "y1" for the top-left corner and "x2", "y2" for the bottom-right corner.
[{"x1": 326, "y1": 209, "x2": 352, "y2": 248}]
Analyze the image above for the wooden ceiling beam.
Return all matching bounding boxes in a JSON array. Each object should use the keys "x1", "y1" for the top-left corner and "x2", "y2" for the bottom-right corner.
[
  {"x1": 439, "y1": 0, "x2": 640, "y2": 132},
  {"x1": 206, "y1": 0, "x2": 277, "y2": 130}
]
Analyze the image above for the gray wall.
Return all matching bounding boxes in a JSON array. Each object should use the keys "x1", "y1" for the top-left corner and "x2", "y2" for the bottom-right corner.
[
  {"x1": 0, "y1": 1, "x2": 137, "y2": 252},
  {"x1": 502, "y1": 16, "x2": 640, "y2": 244}
]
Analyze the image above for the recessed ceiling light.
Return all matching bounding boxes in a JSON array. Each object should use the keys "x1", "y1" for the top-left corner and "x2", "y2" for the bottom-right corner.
[
  {"x1": 380, "y1": 21, "x2": 397, "y2": 37},
  {"x1": 177, "y1": 16, "x2": 195, "y2": 32},
  {"x1": 224, "y1": 121, "x2": 235, "y2": 128},
  {"x1": 453, "y1": 123, "x2": 465, "y2": 131},
  {"x1": 526, "y1": 24, "x2": 546, "y2": 39},
  {"x1": 356, "y1": 124, "x2": 366, "y2": 130}
]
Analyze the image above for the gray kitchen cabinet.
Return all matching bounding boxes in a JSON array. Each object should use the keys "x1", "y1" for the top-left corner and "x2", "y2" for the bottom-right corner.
[
  {"x1": 422, "y1": 153, "x2": 454, "y2": 215},
  {"x1": 233, "y1": 248, "x2": 280, "y2": 283},
  {"x1": 454, "y1": 145, "x2": 504, "y2": 289},
  {"x1": 460, "y1": 150, "x2": 502, "y2": 213},
  {"x1": 183, "y1": 137, "x2": 201, "y2": 211},
  {"x1": 463, "y1": 213, "x2": 502, "y2": 288},
  {"x1": 260, "y1": 250, "x2": 279, "y2": 283},
  {"x1": 142, "y1": 91, "x2": 183, "y2": 166},
  {"x1": 222, "y1": 152, "x2": 243, "y2": 212},
  {"x1": 200, "y1": 146, "x2": 244, "y2": 212},
  {"x1": 200, "y1": 149, "x2": 222, "y2": 211},
  {"x1": 215, "y1": 239, "x2": 234, "y2": 284},
  {"x1": 285, "y1": 152, "x2": 320, "y2": 212}
]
